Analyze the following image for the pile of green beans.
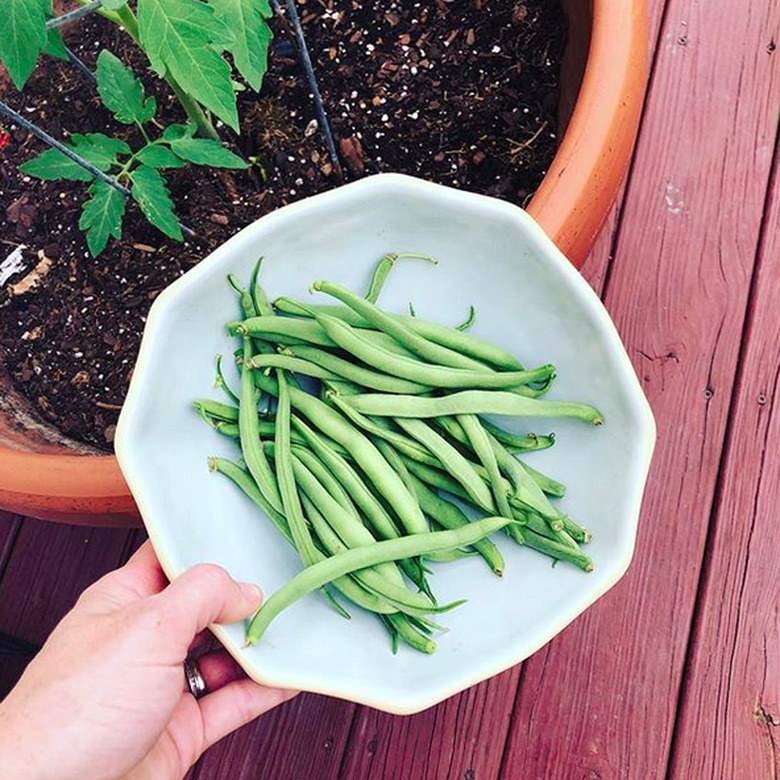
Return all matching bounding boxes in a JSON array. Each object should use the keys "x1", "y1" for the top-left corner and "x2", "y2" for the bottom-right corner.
[{"x1": 196, "y1": 253, "x2": 603, "y2": 653}]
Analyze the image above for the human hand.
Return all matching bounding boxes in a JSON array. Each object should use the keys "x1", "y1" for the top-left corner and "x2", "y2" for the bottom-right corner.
[{"x1": 0, "y1": 541, "x2": 297, "y2": 780}]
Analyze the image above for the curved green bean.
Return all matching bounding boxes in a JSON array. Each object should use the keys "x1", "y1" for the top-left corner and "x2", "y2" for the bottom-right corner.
[
  {"x1": 342, "y1": 390, "x2": 604, "y2": 425},
  {"x1": 239, "y1": 338, "x2": 282, "y2": 512},
  {"x1": 365, "y1": 252, "x2": 437, "y2": 303},
  {"x1": 312, "y1": 280, "x2": 491, "y2": 371},
  {"x1": 479, "y1": 418, "x2": 556, "y2": 451},
  {"x1": 457, "y1": 414, "x2": 513, "y2": 520},
  {"x1": 274, "y1": 299, "x2": 523, "y2": 370},
  {"x1": 456, "y1": 305, "x2": 476, "y2": 332},
  {"x1": 273, "y1": 369, "x2": 317, "y2": 562},
  {"x1": 248, "y1": 370, "x2": 429, "y2": 535},
  {"x1": 291, "y1": 456, "x2": 452, "y2": 617},
  {"x1": 406, "y1": 472, "x2": 504, "y2": 575},
  {"x1": 521, "y1": 461, "x2": 566, "y2": 497},
  {"x1": 210, "y1": 457, "x2": 381, "y2": 616},
  {"x1": 245, "y1": 516, "x2": 513, "y2": 644},
  {"x1": 288, "y1": 344, "x2": 432, "y2": 394},
  {"x1": 385, "y1": 613, "x2": 436, "y2": 654},
  {"x1": 395, "y1": 418, "x2": 493, "y2": 509},
  {"x1": 312, "y1": 311, "x2": 552, "y2": 390},
  {"x1": 327, "y1": 393, "x2": 440, "y2": 466},
  {"x1": 249, "y1": 257, "x2": 274, "y2": 316},
  {"x1": 290, "y1": 445, "x2": 359, "y2": 520}
]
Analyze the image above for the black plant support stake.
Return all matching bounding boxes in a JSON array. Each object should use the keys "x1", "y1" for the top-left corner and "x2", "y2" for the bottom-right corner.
[
  {"x1": 273, "y1": 0, "x2": 343, "y2": 181},
  {"x1": 46, "y1": 0, "x2": 104, "y2": 30},
  {"x1": 0, "y1": 99, "x2": 131, "y2": 195},
  {"x1": 0, "y1": 100, "x2": 196, "y2": 238},
  {"x1": 64, "y1": 46, "x2": 98, "y2": 84}
]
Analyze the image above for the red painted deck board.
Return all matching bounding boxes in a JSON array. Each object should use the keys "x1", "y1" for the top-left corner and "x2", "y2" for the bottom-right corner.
[
  {"x1": 668, "y1": 146, "x2": 780, "y2": 780},
  {"x1": 2, "y1": 0, "x2": 780, "y2": 776},
  {"x1": 501, "y1": 0, "x2": 780, "y2": 777}
]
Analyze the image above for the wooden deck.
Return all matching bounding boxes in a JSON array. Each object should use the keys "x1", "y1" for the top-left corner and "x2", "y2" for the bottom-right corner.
[{"x1": 2, "y1": 0, "x2": 780, "y2": 776}]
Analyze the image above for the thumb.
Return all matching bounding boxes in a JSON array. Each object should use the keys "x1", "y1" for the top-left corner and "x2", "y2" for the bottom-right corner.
[{"x1": 152, "y1": 564, "x2": 262, "y2": 646}]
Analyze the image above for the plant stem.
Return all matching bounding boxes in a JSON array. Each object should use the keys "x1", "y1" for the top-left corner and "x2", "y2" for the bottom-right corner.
[{"x1": 111, "y1": 5, "x2": 220, "y2": 141}]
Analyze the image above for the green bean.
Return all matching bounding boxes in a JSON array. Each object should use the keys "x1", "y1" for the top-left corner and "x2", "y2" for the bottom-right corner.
[
  {"x1": 245, "y1": 516, "x2": 513, "y2": 644},
  {"x1": 208, "y1": 457, "x2": 292, "y2": 543},
  {"x1": 312, "y1": 280, "x2": 494, "y2": 370},
  {"x1": 395, "y1": 417, "x2": 493, "y2": 509},
  {"x1": 239, "y1": 338, "x2": 282, "y2": 512},
  {"x1": 227, "y1": 274, "x2": 258, "y2": 320},
  {"x1": 385, "y1": 613, "x2": 436, "y2": 654},
  {"x1": 558, "y1": 515, "x2": 592, "y2": 544},
  {"x1": 237, "y1": 316, "x2": 336, "y2": 347},
  {"x1": 365, "y1": 252, "x2": 437, "y2": 303},
  {"x1": 194, "y1": 398, "x2": 238, "y2": 423},
  {"x1": 287, "y1": 344, "x2": 432, "y2": 394},
  {"x1": 248, "y1": 370, "x2": 430, "y2": 535},
  {"x1": 291, "y1": 456, "x2": 453, "y2": 616},
  {"x1": 456, "y1": 305, "x2": 476, "y2": 331},
  {"x1": 290, "y1": 417, "x2": 431, "y2": 593},
  {"x1": 290, "y1": 445, "x2": 359, "y2": 520},
  {"x1": 519, "y1": 526, "x2": 594, "y2": 572},
  {"x1": 210, "y1": 457, "x2": 369, "y2": 617},
  {"x1": 249, "y1": 353, "x2": 343, "y2": 383},
  {"x1": 249, "y1": 257, "x2": 274, "y2": 316},
  {"x1": 298, "y1": 494, "x2": 398, "y2": 615},
  {"x1": 292, "y1": 417, "x2": 402, "y2": 539},
  {"x1": 521, "y1": 461, "x2": 566, "y2": 497},
  {"x1": 311, "y1": 311, "x2": 553, "y2": 390},
  {"x1": 273, "y1": 369, "x2": 317, "y2": 562},
  {"x1": 457, "y1": 414, "x2": 513, "y2": 520},
  {"x1": 479, "y1": 419, "x2": 556, "y2": 452},
  {"x1": 406, "y1": 472, "x2": 504, "y2": 575},
  {"x1": 327, "y1": 393, "x2": 440, "y2": 466},
  {"x1": 234, "y1": 316, "x2": 418, "y2": 358},
  {"x1": 368, "y1": 439, "x2": 473, "y2": 565},
  {"x1": 342, "y1": 390, "x2": 604, "y2": 425},
  {"x1": 214, "y1": 355, "x2": 240, "y2": 404},
  {"x1": 434, "y1": 416, "x2": 558, "y2": 519},
  {"x1": 274, "y1": 299, "x2": 523, "y2": 370}
]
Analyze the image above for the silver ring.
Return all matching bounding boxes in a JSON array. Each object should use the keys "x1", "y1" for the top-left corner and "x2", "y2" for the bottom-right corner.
[{"x1": 184, "y1": 658, "x2": 207, "y2": 699}]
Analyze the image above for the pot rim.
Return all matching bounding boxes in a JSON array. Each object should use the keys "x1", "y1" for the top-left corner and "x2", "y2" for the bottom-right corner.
[{"x1": 0, "y1": 0, "x2": 649, "y2": 522}]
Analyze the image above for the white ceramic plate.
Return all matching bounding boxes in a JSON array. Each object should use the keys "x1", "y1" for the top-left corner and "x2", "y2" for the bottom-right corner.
[{"x1": 115, "y1": 173, "x2": 655, "y2": 715}]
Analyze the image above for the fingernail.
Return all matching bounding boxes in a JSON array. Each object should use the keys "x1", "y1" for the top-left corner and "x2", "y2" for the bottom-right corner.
[{"x1": 240, "y1": 582, "x2": 263, "y2": 604}]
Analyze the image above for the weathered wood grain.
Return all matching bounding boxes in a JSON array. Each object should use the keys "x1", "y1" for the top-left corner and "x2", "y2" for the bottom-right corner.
[
  {"x1": 339, "y1": 667, "x2": 521, "y2": 780},
  {"x1": 0, "y1": 518, "x2": 135, "y2": 697},
  {"x1": 0, "y1": 511, "x2": 22, "y2": 580},
  {"x1": 500, "y1": 1, "x2": 780, "y2": 777},
  {"x1": 667, "y1": 157, "x2": 780, "y2": 780},
  {"x1": 192, "y1": 694, "x2": 356, "y2": 780}
]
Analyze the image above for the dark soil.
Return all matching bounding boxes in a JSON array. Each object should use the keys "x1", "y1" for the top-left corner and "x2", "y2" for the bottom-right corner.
[{"x1": 0, "y1": 0, "x2": 566, "y2": 451}]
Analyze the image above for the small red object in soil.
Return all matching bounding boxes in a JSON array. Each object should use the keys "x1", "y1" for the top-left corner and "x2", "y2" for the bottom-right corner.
[{"x1": 0, "y1": 127, "x2": 10, "y2": 153}]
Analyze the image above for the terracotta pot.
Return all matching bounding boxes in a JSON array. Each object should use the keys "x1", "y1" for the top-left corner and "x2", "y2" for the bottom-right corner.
[{"x1": 0, "y1": 0, "x2": 649, "y2": 526}]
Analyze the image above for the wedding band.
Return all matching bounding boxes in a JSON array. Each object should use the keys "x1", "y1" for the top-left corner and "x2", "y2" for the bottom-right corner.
[{"x1": 184, "y1": 658, "x2": 207, "y2": 699}]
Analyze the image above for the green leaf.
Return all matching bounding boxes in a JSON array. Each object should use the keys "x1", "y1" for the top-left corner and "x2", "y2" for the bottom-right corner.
[
  {"x1": 168, "y1": 138, "x2": 247, "y2": 169},
  {"x1": 70, "y1": 134, "x2": 131, "y2": 170},
  {"x1": 136, "y1": 145, "x2": 186, "y2": 168},
  {"x1": 137, "y1": 0, "x2": 239, "y2": 132},
  {"x1": 103, "y1": 0, "x2": 129, "y2": 8},
  {"x1": 20, "y1": 149, "x2": 94, "y2": 181},
  {"x1": 96, "y1": 50, "x2": 156, "y2": 126},
  {"x1": 79, "y1": 180, "x2": 126, "y2": 256},
  {"x1": 43, "y1": 28, "x2": 69, "y2": 61},
  {"x1": 162, "y1": 123, "x2": 197, "y2": 142},
  {"x1": 131, "y1": 165, "x2": 183, "y2": 240},
  {"x1": 0, "y1": 0, "x2": 49, "y2": 89},
  {"x1": 209, "y1": 0, "x2": 272, "y2": 91}
]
